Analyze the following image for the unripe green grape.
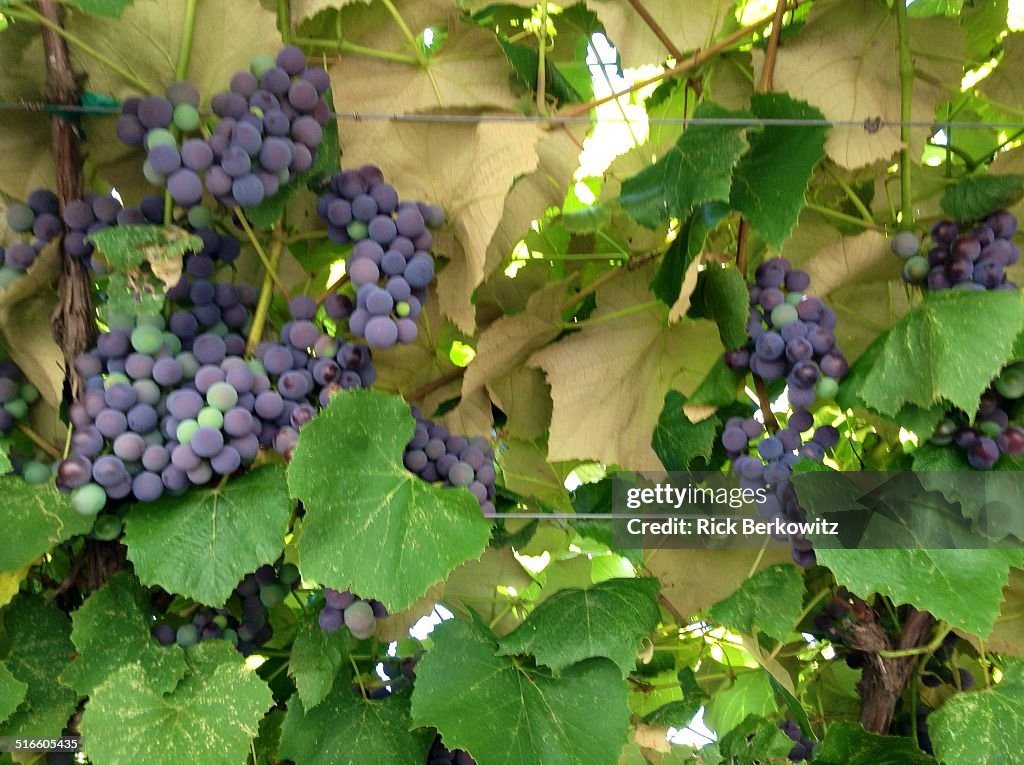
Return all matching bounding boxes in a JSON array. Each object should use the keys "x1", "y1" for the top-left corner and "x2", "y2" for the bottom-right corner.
[
  {"x1": 71, "y1": 483, "x2": 107, "y2": 516},
  {"x1": 222, "y1": 628, "x2": 239, "y2": 646},
  {"x1": 176, "y1": 418, "x2": 200, "y2": 444},
  {"x1": 770, "y1": 303, "x2": 799, "y2": 327},
  {"x1": 173, "y1": 103, "x2": 200, "y2": 132},
  {"x1": 815, "y1": 376, "x2": 839, "y2": 400},
  {"x1": 105, "y1": 372, "x2": 131, "y2": 388},
  {"x1": 207, "y1": 381, "x2": 238, "y2": 412},
  {"x1": 131, "y1": 324, "x2": 164, "y2": 354},
  {"x1": 250, "y1": 54, "x2": 276, "y2": 78},
  {"x1": 92, "y1": 514, "x2": 123, "y2": 541},
  {"x1": 144, "y1": 128, "x2": 176, "y2": 150},
  {"x1": 978, "y1": 419, "x2": 1003, "y2": 437},
  {"x1": 136, "y1": 314, "x2": 166, "y2": 330},
  {"x1": 995, "y1": 362, "x2": 1024, "y2": 399},
  {"x1": 142, "y1": 160, "x2": 166, "y2": 185},
  {"x1": 785, "y1": 292, "x2": 805, "y2": 306},
  {"x1": 197, "y1": 406, "x2": 224, "y2": 429},
  {"x1": 21, "y1": 461, "x2": 51, "y2": 484},
  {"x1": 187, "y1": 206, "x2": 213, "y2": 229},
  {"x1": 346, "y1": 220, "x2": 369, "y2": 241},
  {"x1": 259, "y1": 582, "x2": 286, "y2": 608},
  {"x1": 18, "y1": 383, "x2": 39, "y2": 404},
  {"x1": 0, "y1": 267, "x2": 21, "y2": 288},
  {"x1": 891, "y1": 230, "x2": 920, "y2": 258},
  {"x1": 278, "y1": 563, "x2": 300, "y2": 586},
  {"x1": 106, "y1": 313, "x2": 135, "y2": 330},
  {"x1": 212, "y1": 614, "x2": 229, "y2": 629},
  {"x1": 395, "y1": 301, "x2": 411, "y2": 318},
  {"x1": 176, "y1": 623, "x2": 199, "y2": 648},
  {"x1": 162, "y1": 332, "x2": 183, "y2": 355},
  {"x1": 902, "y1": 255, "x2": 929, "y2": 282},
  {"x1": 344, "y1": 600, "x2": 376, "y2": 639},
  {"x1": 4, "y1": 399, "x2": 27, "y2": 420}
]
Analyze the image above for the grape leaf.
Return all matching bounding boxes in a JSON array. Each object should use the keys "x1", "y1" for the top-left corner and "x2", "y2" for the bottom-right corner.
[
  {"x1": 529, "y1": 267, "x2": 724, "y2": 469},
  {"x1": 67, "y1": 0, "x2": 134, "y2": 17},
  {"x1": 592, "y1": 0, "x2": 730, "y2": 69},
  {"x1": 689, "y1": 265, "x2": 749, "y2": 350},
  {"x1": 411, "y1": 617, "x2": 630, "y2": 765},
  {"x1": 652, "y1": 390, "x2": 718, "y2": 472},
  {"x1": 814, "y1": 548, "x2": 1023, "y2": 638},
  {"x1": 979, "y1": 32, "x2": 1024, "y2": 118},
  {"x1": 704, "y1": 671, "x2": 777, "y2": 736},
  {"x1": 0, "y1": 477, "x2": 94, "y2": 572},
  {"x1": 0, "y1": 31, "x2": 55, "y2": 201},
  {"x1": 718, "y1": 715, "x2": 794, "y2": 764},
  {"x1": 90, "y1": 224, "x2": 199, "y2": 272},
  {"x1": 499, "y1": 38, "x2": 586, "y2": 104},
  {"x1": 0, "y1": 564, "x2": 29, "y2": 609},
  {"x1": 288, "y1": 611, "x2": 357, "y2": 711},
  {"x1": 708, "y1": 564, "x2": 805, "y2": 643},
  {"x1": 291, "y1": 0, "x2": 369, "y2": 24},
  {"x1": 940, "y1": 173, "x2": 1024, "y2": 222},
  {"x1": 0, "y1": 597, "x2": 78, "y2": 739},
  {"x1": 279, "y1": 678, "x2": 431, "y2": 765},
  {"x1": 497, "y1": 577, "x2": 660, "y2": 675},
  {"x1": 650, "y1": 204, "x2": 720, "y2": 309},
  {"x1": 814, "y1": 721, "x2": 934, "y2": 765},
  {"x1": 288, "y1": 390, "x2": 491, "y2": 612},
  {"x1": 123, "y1": 466, "x2": 292, "y2": 608},
  {"x1": 60, "y1": 572, "x2": 187, "y2": 696},
  {"x1": 620, "y1": 102, "x2": 752, "y2": 229},
  {"x1": 962, "y1": 567, "x2": 1024, "y2": 658},
  {"x1": 730, "y1": 93, "x2": 828, "y2": 250},
  {"x1": 929, "y1": 658, "x2": 1024, "y2": 765},
  {"x1": 80, "y1": 641, "x2": 273, "y2": 765},
  {"x1": 766, "y1": 0, "x2": 963, "y2": 169},
  {"x1": 0, "y1": 662, "x2": 27, "y2": 727},
  {"x1": 855, "y1": 290, "x2": 1024, "y2": 417}
]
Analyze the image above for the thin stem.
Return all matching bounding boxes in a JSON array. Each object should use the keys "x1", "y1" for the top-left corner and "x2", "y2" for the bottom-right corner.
[
  {"x1": 290, "y1": 589, "x2": 308, "y2": 615},
  {"x1": 350, "y1": 655, "x2": 368, "y2": 698},
  {"x1": 746, "y1": 537, "x2": 769, "y2": 578},
  {"x1": 406, "y1": 368, "x2": 464, "y2": 400},
  {"x1": 16, "y1": 421, "x2": 63, "y2": 461},
  {"x1": 563, "y1": 300, "x2": 660, "y2": 330},
  {"x1": 757, "y1": 0, "x2": 788, "y2": 92},
  {"x1": 625, "y1": 0, "x2": 684, "y2": 61},
  {"x1": 62, "y1": 422, "x2": 73, "y2": 459},
  {"x1": 805, "y1": 202, "x2": 882, "y2": 229},
  {"x1": 558, "y1": 251, "x2": 660, "y2": 314},
  {"x1": 560, "y1": 0, "x2": 806, "y2": 118},
  {"x1": 754, "y1": 377, "x2": 779, "y2": 432},
  {"x1": 278, "y1": 0, "x2": 291, "y2": 44},
  {"x1": 877, "y1": 623, "x2": 951, "y2": 659},
  {"x1": 237, "y1": 212, "x2": 291, "y2": 298},
  {"x1": 535, "y1": 1, "x2": 548, "y2": 115},
  {"x1": 895, "y1": 0, "x2": 914, "y2": 224},
  {"x1": 824, "y1": 162, "x2": 875, "y2": 225},
  {"x1": 175, "y1": 0, "x2": 199, "y2": 81},
  {"x1": 378, "y1": 0, "x2": 425, "y2": 64},
  {"x1": 10, "y1": 5, "x2": 159, "y2": 93},
  {"x1": 245, "y1": 230, "x2": 286, "y2": 357},
  {"x1": 290, "y1": 36, "x2": 419, "y2": 65}
]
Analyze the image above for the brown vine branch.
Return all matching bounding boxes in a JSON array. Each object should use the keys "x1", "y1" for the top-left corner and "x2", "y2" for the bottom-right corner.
[
  {"x1": 559, "y1": 0, "x2": 804, "y2": 119},
  {"x1": 406, "y1": 368, "x2": 465, "y2": 402},
  {"x1": 851, "y1": 607, "x2": 935, "y2": 733},
  {"x1": 624, "y1": 0, "x2": 684, "y2": 62},
  {"x1": 37, "y1": 0, "x2": 94, "y2": 401}
]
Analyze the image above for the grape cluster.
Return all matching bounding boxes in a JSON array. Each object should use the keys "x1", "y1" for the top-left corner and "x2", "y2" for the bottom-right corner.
[
  {"x1": 317, "y1": 166, "x2": 444, "y2": 348},
  {"x1": 930, "y1": 360, "x2": 1024, "y2": 468},
  {"x1": 151, "y1": 562, "x2": 299, "y2": 655},
  {"x1": 892, "y1": 705, "x2": 934, "y2": 755},
  {"x1": 403, "y1": 406, "x2": 497, "y2": 517},
  {"x1": 316, "y1": 588, "x2": 387, "y2": 640},
  {"x1": 721, "y1": 258, "x2": 849, "y2": 566},
  {"x1": 427, "y1": 737, "x2": 476, "y2": 765},
  {"x1": 1, "y1": 189, "x2": 64, "y2": 286},
  {"x1": 778, "y1": 721, "x2": 813, "y2": 762},
  {"x1": 0, "y1": 359, "x2": 40, "y2": 436},
  {"x1": 251, "y1": 294, "x2": 376, "y2": 459},
  {"x1": 894, "y1": 210, "x2": 1020, "y2": 291},
  {"x1": 117, "y1": 46, "x2": 330, "y2": 208}
]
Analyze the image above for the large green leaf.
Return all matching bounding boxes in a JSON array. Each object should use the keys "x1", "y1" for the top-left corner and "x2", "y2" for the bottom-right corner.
[
  {"x1": 0, "y1": 477, "x2": 94, "y2": 572},
  {"x1": 718, "y1": 715, "x2": 794, "y2": 764},
  {"x1": 288, "y1": 610, "x2": 356, "y2": 711},
  {"x1": 688, "y1": 266, "x2": 749, "y2": 350},
  {"x1": 287, "y1": 390, "x2": 491, "y2": 612},
  {"x1": 730, "y1": 93, "x2": 828, "y2": 250},
  {"x1": 123, "y1": 466, "x2": 292, "y2": 607},
  {"x1": 80, "y1": 641, "x2": 273, "y2": 765},
  {"x1": 620, "y1": 102, "x2": 752, "y2": 229},
  {"x1": 497, "y1": 577, "x2": 660, "y2": 675},
  {"x1": 704, "y1": 671, "x2": 777, "y2": 737},
  {"x1": 930, "y1": 658, "x2": 1024, "y2": 765},
  {"x1": 0, "y1": 662, "x2": 27, "y2": 726},
  {"x1": 814, "y1": 548, "x2": 1022, "y2": 638},
  {"x1": 652, "y1": 390, "x2": 718, "y2": 472},
  {"x1": 855, "y1": 291, "x2": 1024, "y2": 416},
  {"x1": 814, "y1": 721, "x2": 934, "y2": 765},
  {"x1": 650, "y1": 203, "x2": 721, "y2": 307},
  {"x1": 60, "y1": 572, "x2": 187, "y2": 696},
  {"x1": 67, "y1": 0, "x2": 135, "y2": 18},
  {"x1": 940, "y1": 174, "x2": 1024, "y2": 222},
  {"x1": 708, "y1": 564, "x2": 805, "y2": 643},
  {"x1": 279, "y1": 676, "x2": 431, "y2": 765},
  {"x1": 411, "y1": 617, "x2": 630, "y2": 765},
  {"x1": 0, "y1": 597, "x2": 78, "y2": 739}
]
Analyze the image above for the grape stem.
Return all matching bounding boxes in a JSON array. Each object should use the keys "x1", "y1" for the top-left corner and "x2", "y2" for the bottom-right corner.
[
  {"x1": 15, "y1": 422, "x2": 63, "y2": 461},
  {"x1": 349, "y1": 655, "x2": 368, "y2": 698},
  {"x1": 895, "y1": 0, "x2": 914, "y2": 224},
  {"x1": 277, "y1": 0, "x2": 291, "y2": 45},
  {"x1": 823, "y1": 162, "x2": 875, "y2": 225},
  {"x1": 804, "y1": 202, "x2": 881, "y2": 230},
  {"x1": 245, "y1": 227, "x2": 287, "y2": 357},
  {"x1": 9, "y1": 4, "x2": 160, "y2": 94},
  {"x1": 754, "y1": 377, "x2": 779, "y2": 433},
  {"x1": 625, "y1": 0, "x2": 684, "y2": 61},
  {"x1": 289, "y1": 36, "x2": 420, "y2": 65},
  {"x1": 237, "y1": 212, "x2": 291, "y2": 299}
]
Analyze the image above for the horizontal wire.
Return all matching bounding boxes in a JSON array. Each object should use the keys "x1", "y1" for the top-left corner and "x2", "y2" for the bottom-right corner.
[{"x1": 1, "y1": 100, "x2": 1024, "y2": 131}]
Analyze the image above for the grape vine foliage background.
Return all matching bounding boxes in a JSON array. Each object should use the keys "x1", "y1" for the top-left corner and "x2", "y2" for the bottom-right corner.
[{"x1": 0, "y1": 0, "x2": 1023, "y2": 764}]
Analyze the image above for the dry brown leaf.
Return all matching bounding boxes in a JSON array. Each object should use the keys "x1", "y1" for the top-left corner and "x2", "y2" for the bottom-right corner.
[
  {"x1": 593, "y1": 0, "x2": 731, "y2": 68},
  {"x1": 339, "y1": 120, "x2": 544, "y2": 333},
  {"x1": 528, "y1": 267, "x2": 722, "y2": 469},
  {"x1": 440, "y1": 386, "x2": 493, "y2": 438},
  {"x1": 632, "y1": 722, "x2": 672, "y2": 754}
]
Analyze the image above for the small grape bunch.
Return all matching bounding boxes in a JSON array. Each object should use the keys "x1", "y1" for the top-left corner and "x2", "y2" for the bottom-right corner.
[
  {"x1": 1, "y1": 189, "x2": 65, "y2": 286},
  {"x1": 317, "y1": 165, "x2": 445, "y2": 348},
  {"x1": 897, "y1": 210, "x2": 1019, "y2": 291},
  {"x1": 427, "y1": 736, "x2": 477, "y2": 765},
  {"x1": 317, "y1": 588, "x2": 387, "y2": 640},
  {"x1": 778, "y1": 721, "x2": 814, "y2": 762},
  {"x1": 0, "y1": 359, "x2": 40, "y2": 437},
  {"x1": 930, "y1": 360, "x2": 1024, "y2": 469},
  {"x1": 403, "y1": 406, "x2": 497, "y2": 517}
]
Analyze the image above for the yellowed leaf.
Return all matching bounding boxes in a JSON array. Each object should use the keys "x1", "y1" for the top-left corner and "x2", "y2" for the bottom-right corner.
[
  {"x1": 489, "y1": 366, "x2": 552, "y2": 441},
  {"x1": 959, "y1": 567, "x2": 1024, "y2": 658},
  {"x1": 442, "y1": 547, "x2": 532, "y2": 635},
  {"x1": 0, "y1": 32, "x2": 55, "y2": 201},
  {"x1": 528, "y1": 267, "x2": 722, "y2": 469},
  {"x1": 762, "y1": 0, "x2": 963, "y2": 169},
  {"x1": 632, "y1": 722, "x2": 672, "y2": 754},
  {"x1": 0, "y1": 563, "x2": 32, "y2": 608},
  {"x1": 329, "y1": 12, "x2": 518, "y2": 114},
  {"x1": 979, "y1": 33, "x2": 1024, "y2": 115},
  {"x1": 593, "y1": 0, "x2": 731, "y2": 68},
  {"x1": 440, "y1": 386, "x2": 493, "y2": 438},
  {"x1": 339, "y1": 120, "x2": 544, "y2": 333},
  {"x1": 66, "y1": 0, "x2": 283, "y2": 100},
  {"x1": 496, "y1": 437, "x2": 574, "y2": 512}
]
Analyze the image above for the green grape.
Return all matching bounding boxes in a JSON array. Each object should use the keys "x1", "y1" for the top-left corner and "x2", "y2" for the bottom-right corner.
[
  {"x1": 278, "y1": 563, "x2": 300, "y2": 586},
  {"x1": 815, "y1": 376, "x2": 839, "y2": 400},
  {"x1": 18, "y1": 383, "x2": 39, "y2": 404},
  {"x1": 259, "y1": 582, "x2": 286, "y2": 608},
  {"x1": 197, "y1": 407, "x2": 224, "y2": 429},
  {"x1": 187, "y1": 206, "x2": 213, "y2": 229},
  {"x1": 104, "y1": 372, "x2": 131, "y2": 388},
  {"x1": 250, "y1": 54, "x2": 276, "y2": 78},
  {"x1": 346, "y1": 221, "x2": 369, "y2": 241},
  {"x1": 92, "y1": 514, "x2": 123, "y2": 541},
  {"x1": 144, "y1": 128, "x2": 176, "y2": 150},
  {"x1": 395, "y1": 301, "x2": 411, "y2": 318},
  {"x1": 131, "y1": 324, "x2": 164, "y2": 354},
  {"x1": 21, "y1": 461, "x2": 51, "y2": 484},
  {"x1": 173, "y1": 103, "x2": 200, "y2": 132},
  {"x1": 176, "y1": 623, "x2": 200, "y2": 648},
  {"x1": 71, "y1": 483, "x2": 107, "y2": 516},
  {"x1": 176, "y1": 419, "x2": 200, "y2": 444},
  {"x1": 4, "y1": 399, "x2": 28, "y2": 420}
]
